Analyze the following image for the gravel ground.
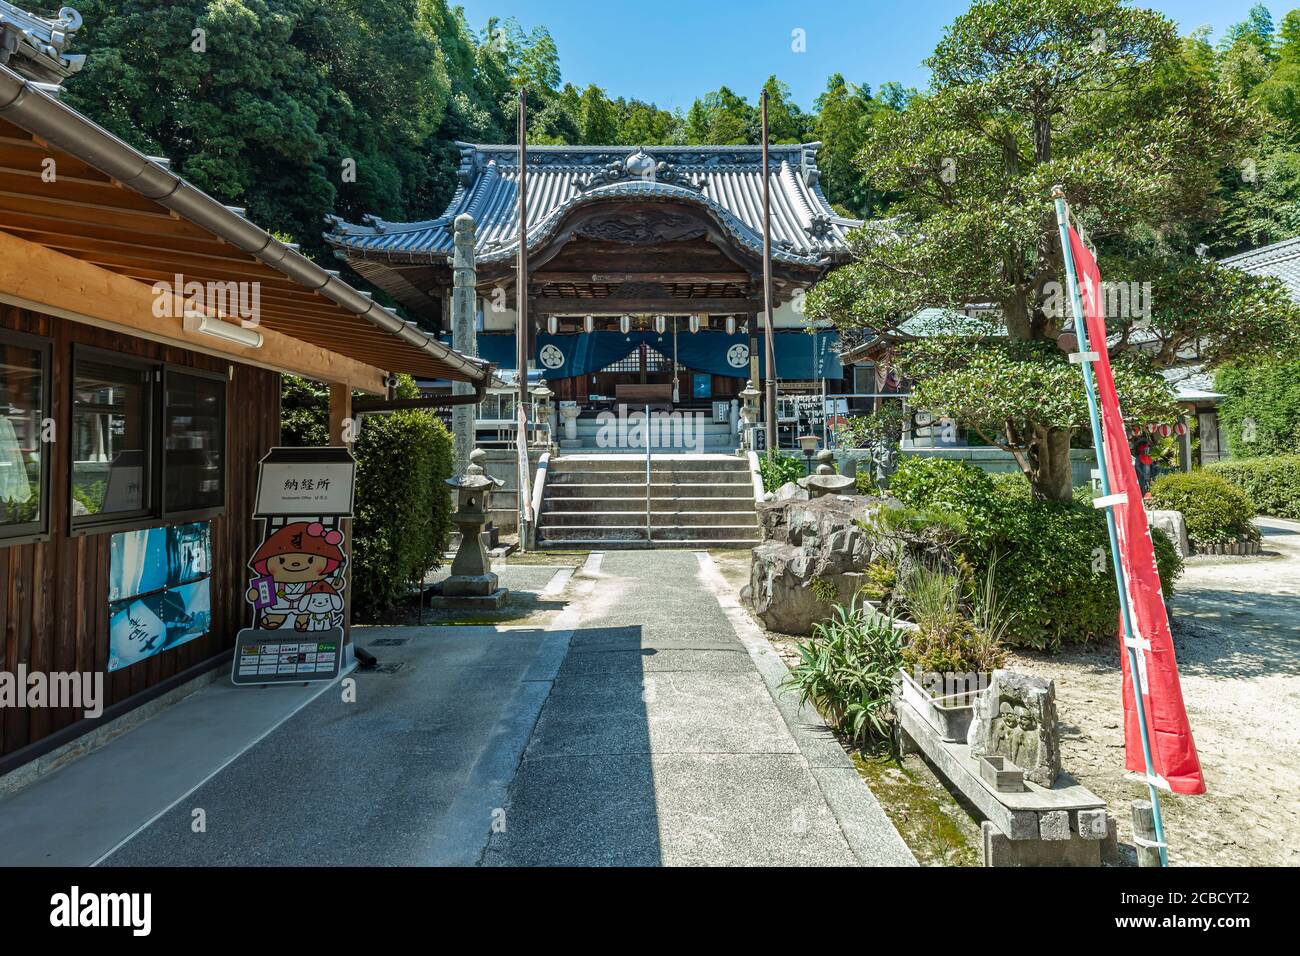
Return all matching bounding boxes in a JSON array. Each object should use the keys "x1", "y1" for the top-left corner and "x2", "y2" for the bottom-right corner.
[
  {"x1": 1007, "y1": 517, "x2": 1300, "y2": 867},
  {"x1": 718, "y1": 515, "x2": 1300, "y2": 867}
]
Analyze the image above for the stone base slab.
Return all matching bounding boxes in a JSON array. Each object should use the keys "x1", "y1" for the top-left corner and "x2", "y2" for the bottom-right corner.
[{"x1": 427, "y1": 588, "x2": 510, "y2": 611}]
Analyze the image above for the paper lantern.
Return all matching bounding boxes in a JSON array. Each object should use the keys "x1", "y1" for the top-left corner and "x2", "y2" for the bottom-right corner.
[
  {"x1": 725, "y1": 316, "x2": 736, "y2": 336},
  {"x1": 654, "y1": 314, "x2": 666, "y2": 334},
  {"x1": 1175, "y1": 420, "x2": 1188, "y2": 436},
  {"x1": 620, "y1": 314, "x2": 631, "y2": 334},
  {"x1": 584, "y1": 314, "x2": 594, "y2": 333},
  {"x1": 1157, "y1": 423, "x2": 1172, "y2": 438},
  {"x1": 547, "y1": 315, "x2": 558, "y2": 335},
  {"x1": 689, "y1": 314, "x2": 701, "y2": 334}
]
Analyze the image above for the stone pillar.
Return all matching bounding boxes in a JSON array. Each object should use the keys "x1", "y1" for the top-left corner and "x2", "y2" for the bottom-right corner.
[{"x1": 451, "y1": 213, "x2": 478, "y2": 473}]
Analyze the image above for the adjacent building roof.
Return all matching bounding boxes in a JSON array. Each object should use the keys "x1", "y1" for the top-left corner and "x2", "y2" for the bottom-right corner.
[
  {"x1": 0, "y1": 1, "x2": 84, "y2": 83},
  {"x1": 1220, "y1": 236, "x2": 1300, "y2": 301},
  {"x1": 326, "y1": 142, "x2": 863, "y2": 268},
  {"x1": 0, "y1": 60, "x2": 491, "y2": 384}
]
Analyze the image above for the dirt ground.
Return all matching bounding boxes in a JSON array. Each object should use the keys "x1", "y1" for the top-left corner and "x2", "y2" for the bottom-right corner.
[
  {"x1": 1008, "y1": 517, "x2": 1300, "y2": 867},
  {"x1": 716, "y1": 517, "x2": 1300, "y2": 867}
]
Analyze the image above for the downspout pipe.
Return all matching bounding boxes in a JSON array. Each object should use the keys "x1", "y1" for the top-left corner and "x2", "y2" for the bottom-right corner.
[{"x1": 0, "y1": 63, "x2": 491, "y2": 385}]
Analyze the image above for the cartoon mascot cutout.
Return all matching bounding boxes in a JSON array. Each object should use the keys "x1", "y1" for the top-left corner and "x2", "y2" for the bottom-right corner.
[{"x1": 246, "y1": 521, "x2": 346, "y2": 631}]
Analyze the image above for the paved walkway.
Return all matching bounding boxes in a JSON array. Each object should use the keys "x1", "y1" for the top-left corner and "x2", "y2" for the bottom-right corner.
[
  {"x1": 1, "y1": 551, "x2": 912, "y2": 867},
  {"x1": 482, "y1": 551, "x2": 912, "y2": 865}
]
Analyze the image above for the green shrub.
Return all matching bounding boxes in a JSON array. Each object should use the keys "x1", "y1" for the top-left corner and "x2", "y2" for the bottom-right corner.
[
  {"x1": 280, "y1": 374, "x2": 455, "y2": 619},
  {"x1": 1216, "y1": 360, "x2": 1300, "y2": 457},
  {"x1": 897, "y1": 562, "x2": 1008, "y2": 675},
  {"x1": 759, "y1": 452, "x2": 806, "y2": 491},
  {"x1": 889, "y1": 457, "x2": 1183, "y2": 650},
  {"x1": 854, "y1": 469, "x2": 878, "y2": 495},
  {"x1": 784, "y1": 599, "x2": 904, "y2": 743},
  {"x1": 1147, "y1": 471, "x2": 1257, "y2": 546},
  {"x1": 1208, "y1": 455, "x2": 1300, "y2": 519}
]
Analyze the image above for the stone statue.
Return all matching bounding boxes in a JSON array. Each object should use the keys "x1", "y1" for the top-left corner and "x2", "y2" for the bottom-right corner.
[{"x1": 969, "y1": 670, "x2": 1061, "y2": 788}]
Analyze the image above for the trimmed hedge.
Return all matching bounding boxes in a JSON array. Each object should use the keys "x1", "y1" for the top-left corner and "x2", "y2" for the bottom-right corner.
[
  {"x1": 888, "y1": 458, "x2": 1182, "y2": 651},
  {"x1": 1207, "y1": 455, "x2": 1300, "y2": 519},
  {"x1": 1215, "y1": 360, "x2": 1300, "y2": 458},
  {"x1": 280, "y1": 374, "x2": 455, "y2": 619},
  {"x1": 1146, "y1": 471, "x2": 1257, "y2": 546}
]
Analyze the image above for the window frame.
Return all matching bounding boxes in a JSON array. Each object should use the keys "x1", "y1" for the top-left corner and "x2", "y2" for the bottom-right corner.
[
  {"x1": 160, "y1": 363, "x2": 228, "y2": 522},
  {"x1": 68, "y1": 345, "x2": 159, "y2": 536},
  {"x1": 0, "y1": 328, "x2": 53, "y2": 546}
]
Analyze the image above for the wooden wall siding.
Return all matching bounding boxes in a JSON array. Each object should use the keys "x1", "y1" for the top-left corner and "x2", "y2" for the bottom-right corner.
[{"x1": 0, "y1": 304, "x2": 280, "y2": 758}]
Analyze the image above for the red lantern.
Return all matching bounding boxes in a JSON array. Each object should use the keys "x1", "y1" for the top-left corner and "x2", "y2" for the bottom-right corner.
[
  {"x1": 1175, "y1": 420, "x2": 1188, "y2": 436},
  {"x1": 1158, "y1": 423, "x2": 1172, "y2": 438}
]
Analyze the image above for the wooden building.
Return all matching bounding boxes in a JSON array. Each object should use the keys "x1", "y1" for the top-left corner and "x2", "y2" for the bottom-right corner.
[
  {"x1": 327, "y1": 143, "x2": 860, "y2": 444},
  {"x1": 0, "y1": 21, "x2": 490, "y2": 773}
]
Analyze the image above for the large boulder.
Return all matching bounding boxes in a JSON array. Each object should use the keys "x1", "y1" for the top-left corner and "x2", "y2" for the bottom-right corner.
[{"x1": 749, "y1": 494, "x2": 887, "y2": 635}]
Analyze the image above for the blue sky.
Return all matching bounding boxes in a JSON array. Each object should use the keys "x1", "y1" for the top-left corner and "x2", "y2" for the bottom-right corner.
[{"x1": 455, "y1": 0, "x2": 1290, "y2": 111}]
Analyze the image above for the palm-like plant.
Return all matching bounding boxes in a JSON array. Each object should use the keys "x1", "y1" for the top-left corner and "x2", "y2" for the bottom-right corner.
[{"x1": 783, "y1": 598, "x2": 904, "y2": 744}]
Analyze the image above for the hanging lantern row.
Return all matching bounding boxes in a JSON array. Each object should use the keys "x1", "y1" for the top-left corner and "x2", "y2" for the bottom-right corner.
[
  {"x1": 559, "y1": 312, "x2": 734, "y2": 335},
  {"x1": 1129, "y1": 418, "x2": 1189, "y2": 439}
]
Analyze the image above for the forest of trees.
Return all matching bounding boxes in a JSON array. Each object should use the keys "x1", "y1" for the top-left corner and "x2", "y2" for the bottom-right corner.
[{"x1": 57, "y1": 2, "x2": 1300, "y2": 263}]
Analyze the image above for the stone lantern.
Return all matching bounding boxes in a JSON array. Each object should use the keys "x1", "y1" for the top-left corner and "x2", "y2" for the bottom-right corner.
[
  {"x1": 530, "y1": 380, "x2": 555, "y2": 447},
  {"x1": 429, "y1": 448, "x2": 509, "y2": 609},
  {"x1": 739, "y1": 379, "x2": 761, "y2": 451}
]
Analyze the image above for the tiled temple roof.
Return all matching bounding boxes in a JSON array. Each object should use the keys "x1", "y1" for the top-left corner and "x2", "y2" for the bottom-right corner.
[
  {"x1": 1220, "y1": 236, "x2": 1300, "y2": 301},
  {"x1": 326, "y1": 142, "x2": 863, "y2": 268}
]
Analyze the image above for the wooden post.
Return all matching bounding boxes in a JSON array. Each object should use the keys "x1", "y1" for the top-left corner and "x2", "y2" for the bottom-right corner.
[
  {"x1": 329, "y1": 383, "x2": 354, "y2": 646},
  {"x1": 1131, "y1": 800, "x2": 1163, "y2": 867}
]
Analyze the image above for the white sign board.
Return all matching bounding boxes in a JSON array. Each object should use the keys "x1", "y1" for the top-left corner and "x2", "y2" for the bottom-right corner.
[{"x1": 254, "y1": 447, "x2": 356, "y2": 517}]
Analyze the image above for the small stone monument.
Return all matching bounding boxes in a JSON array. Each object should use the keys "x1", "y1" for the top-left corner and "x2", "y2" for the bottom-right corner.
[
  {"x1": 801, "y1": 449, "x2": 854, "y2": 498},
  {"x1": 429, "y1": 448, "x2": 509, "y2": 610},
  {"x1": 968, "y1": 670, "x2": 1061, "y2": 788}
]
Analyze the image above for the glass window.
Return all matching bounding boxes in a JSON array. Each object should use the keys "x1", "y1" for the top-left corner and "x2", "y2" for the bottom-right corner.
[
  {"x1": 164, "y1": 370, "x2": 225, "y2": 514},
  {"x1": 72, "y1": 356, "x2": 153, "y2": 522},
  {"x1": 0, "y1": 334, "x2": 48, "y2": 538}
]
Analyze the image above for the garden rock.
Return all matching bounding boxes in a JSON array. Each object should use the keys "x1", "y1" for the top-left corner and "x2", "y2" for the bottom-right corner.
[
  {"x1": 1147, "y1": 509, "x2": 1189, "y2": 558},
  {"x1": 968, "y1": 670, "x2": 1061, "y2": 788},
  {"x1": 749, "y1": 494, "x2": 885, "y2": 635}
]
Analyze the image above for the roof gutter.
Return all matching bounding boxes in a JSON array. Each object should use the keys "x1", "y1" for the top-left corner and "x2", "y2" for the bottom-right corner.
[{"x1": 0, "y1": 63, "x2": 491, "y2": 384}]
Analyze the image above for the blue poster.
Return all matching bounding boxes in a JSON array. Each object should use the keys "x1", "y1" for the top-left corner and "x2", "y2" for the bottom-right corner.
[{"x1": 108, "y1": 522, "x2": 212, "y2": 671}]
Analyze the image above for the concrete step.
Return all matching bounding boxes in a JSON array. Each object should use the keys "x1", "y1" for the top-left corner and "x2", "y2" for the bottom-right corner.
[
  {"x1": 548, "y1": 468, "x2": 752, "y2": 485},
  {"x1": 541, "y1": 495, "x2": 757, "y2": 513},
  {"x1": 537, "y1": 524, "x2": 760, "y2": 543},
  {"x1": 550, "y1": 454, "x2": 747, "y2": 472},
  {"x1": 543, "y1": 482, "x2": 753, "y2": 499},
  {"x1": 540, "y1": 510, "x2": 759, "y2": 527},
  {"x1": 535, "y1": 537, "x2": 757, "y2": 550}
]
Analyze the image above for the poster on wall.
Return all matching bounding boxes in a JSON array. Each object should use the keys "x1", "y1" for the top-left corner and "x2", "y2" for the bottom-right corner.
[
  {"x1": 108, "y1": 521, "x2": 213, "y2": 672},
  {"x1": 233, "y1": 447, "x2": 355, "y2": 686}
]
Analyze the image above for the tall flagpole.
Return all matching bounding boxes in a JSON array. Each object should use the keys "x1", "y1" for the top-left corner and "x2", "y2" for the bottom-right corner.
[
  {"x1": 760, "y1": 89, "x2": 777, "y2": 458},
  {"x1": 1054, "y1": 187, "x2": 1170, "y2": 867},
  {"x1": 517, "y1": 89, "x2": 530, "y2": 427},
  {"x1": 517, "y1": 90, "x2": 531, "y2": 545}
]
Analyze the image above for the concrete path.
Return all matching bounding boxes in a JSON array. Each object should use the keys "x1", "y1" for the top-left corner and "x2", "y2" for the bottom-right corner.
[
  {"x1": 481, "y1": 550, "x2": 913, "y2": 866},
  {"x1": 2, "y1": 551, "x2": 912, "y2": 867}
]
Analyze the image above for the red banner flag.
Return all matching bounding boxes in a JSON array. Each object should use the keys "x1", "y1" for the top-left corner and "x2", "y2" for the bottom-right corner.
[{"x1": 1067, "y1": 227, "x2": 1206, "y2": 796}]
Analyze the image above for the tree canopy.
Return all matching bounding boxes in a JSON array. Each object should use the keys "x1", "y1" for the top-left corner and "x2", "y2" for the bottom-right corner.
[{"x1": 806, "y1": 0, "x2": 1300, "y2": 500}]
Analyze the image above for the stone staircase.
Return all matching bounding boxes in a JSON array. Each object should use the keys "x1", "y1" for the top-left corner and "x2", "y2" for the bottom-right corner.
[
  {"x1": 535, "y1": 454, "x2": 761, "y2": 549},
  {"x1": 560, "y1": 411, "x2": 736, "y2": 454}
]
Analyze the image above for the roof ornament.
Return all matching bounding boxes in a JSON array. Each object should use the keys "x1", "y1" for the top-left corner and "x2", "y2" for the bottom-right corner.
[
  {"x1": 575, "y1": 148, "x2": 704, "y2": 192},
  {"x1": 0, "y1": 3, "x2": 85, "y2": 82}
]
